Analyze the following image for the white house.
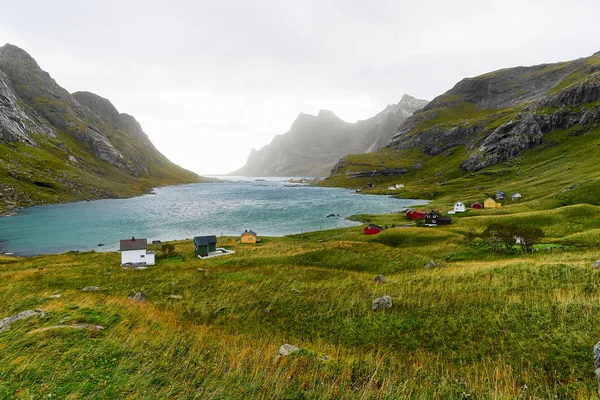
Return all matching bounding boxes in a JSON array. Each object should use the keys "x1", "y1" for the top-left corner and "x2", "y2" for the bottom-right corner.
[
  {"x1": 511, "y1": 192, "x2": 522, "y2": 201},
  {"x1": 387, "y1": 183, "x2": 405, "y2": 190},
  {"x1": 120, "y1": 237, "x2": 155, "y2": 266},
  {"x1": 454, "y1": 201, "x2": 466, "y2": 213}
]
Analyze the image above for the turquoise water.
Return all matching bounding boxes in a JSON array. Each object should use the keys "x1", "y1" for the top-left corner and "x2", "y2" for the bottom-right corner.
[{"x1": 0, "y1": 177, "x2": 427, "y2": 256}]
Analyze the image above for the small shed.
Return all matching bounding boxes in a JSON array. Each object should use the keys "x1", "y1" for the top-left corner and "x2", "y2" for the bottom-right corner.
[
  {"x1": 241, "y1": 230, "x2": 259, "y2": 244},
  {"x1": 511, "y1": 192, "x2": 522, "y2": 201},
  {"x1": 471, "y1": 202, "x2": 483, "y2": 209},
  {"x1": 454, "y1": 201, "x2": 466, "y2": 213},
  {"x1": 495, "y1": 191, "x2": 506, "y2": 201},
  {"x1": 194, "y1": 235, "x2": 217, "y2": 257},
  {"x1": 484, "y1": 197, "x2": 501, "y2": 208},
  {"x1": 425, "y1": 211, "x2": 452, "y2": 226},
  {"x1": 120, "y1": 237, "x2": 155, "y2": 266},
  {"x1": 364, "y1": 224, "x2": 383, "y2": 235},
  {"x1": 406, "y1": 209, "x2": 427, "y2": 220}
]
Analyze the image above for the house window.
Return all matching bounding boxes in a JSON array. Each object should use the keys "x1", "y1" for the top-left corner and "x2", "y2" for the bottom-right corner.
[{"x1": 140, "y1": 255, "x2": 145, "y2": 258}]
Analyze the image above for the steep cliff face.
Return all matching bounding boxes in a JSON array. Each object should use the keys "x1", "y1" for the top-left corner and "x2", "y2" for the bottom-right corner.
[
  {"x1": 231, "y1": 95, "x2": 427, "y2": 176},
  {"x1": 384, "y1": 53, "x2": 600, "y2": 172},
  {"x1": 0, "y1": 44, "x2": 201, "y2": 213}
]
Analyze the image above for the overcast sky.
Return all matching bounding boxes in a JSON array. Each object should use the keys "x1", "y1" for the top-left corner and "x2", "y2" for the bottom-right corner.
[{"x1": 1, "y1": 0, "x2": 599, "y2": 175}]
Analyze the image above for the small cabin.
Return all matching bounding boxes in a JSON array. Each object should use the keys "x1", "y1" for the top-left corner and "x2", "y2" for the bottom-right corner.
[
  {"x1": 406, "y1": 209, "x2": 427, "y2": 220},
  {"x1": 425, "y1": 211, "x2": 452, "y2": 226},
  {"x1": 194, "y1": 235, "x2": 217, "y2": 257},
  {"x1": 511, "y1": 192, "x2": 522, "y2": 201},
  {"x1": 454, "y1": 201, "x2": 466, "y2": 213},
  {"x1": 484, "y1": 197, "x2": 501, "y2": 209},
  {"x1": 471, "y1": 202, "x2": 483, "y2": 209},
  {"x1": 241, "y1": 230, "x2": 259, "y2": 244},
  {"x1": 364, "y1": 224, "x2": 383, "y2": 235},
  {"x1": 495, "y1": 191, "x2": 506, "y2": 201},
  {"x1": 120, "y1": 237, "x2": 155, "y2": 266}
]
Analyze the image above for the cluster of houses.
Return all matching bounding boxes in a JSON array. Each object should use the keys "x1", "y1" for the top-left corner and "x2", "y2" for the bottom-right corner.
[
  {"x1": 119, "y1": 230, "x2": 261, "y2": 266},
  {"x1": 400, "y1": 190, "x2": 524, "y2": 229}
]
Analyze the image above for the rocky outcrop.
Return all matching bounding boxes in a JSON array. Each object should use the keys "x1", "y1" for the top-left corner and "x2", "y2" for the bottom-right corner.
[
  {"x1": 231, "y1": 95, "x2": 427, "y2": 176},
  {"x1": 0, "y1": 70, "x2": 54, "y2": 144},
  {"x1": 0, "y1": 309, "x2": 46, "y2": 333},
  {"x1": 385, "y1": 54, "x2": 600, "y2": 173}
]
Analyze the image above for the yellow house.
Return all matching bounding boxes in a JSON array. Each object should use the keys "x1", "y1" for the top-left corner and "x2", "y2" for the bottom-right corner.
[
  {"x1": 484, "y1": 197, "x2": 501, "y2": 208},
  {"x1": 240, "y1": 230, "x2": 259, "y2": 244}
]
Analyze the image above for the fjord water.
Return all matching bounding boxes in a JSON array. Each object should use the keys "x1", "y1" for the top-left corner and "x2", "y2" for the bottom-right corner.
[{"x1": 0, "y1": 178, "x2": 427, "y2": 255}]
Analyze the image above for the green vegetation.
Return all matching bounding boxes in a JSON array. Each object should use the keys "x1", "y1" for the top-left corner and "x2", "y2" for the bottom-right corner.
[
  {"x1": 1, "y1": 196, "x2": 600, "y2": 398},
  {"x1": 0, "y1": 130, "x2": 208, "y2": 214}
]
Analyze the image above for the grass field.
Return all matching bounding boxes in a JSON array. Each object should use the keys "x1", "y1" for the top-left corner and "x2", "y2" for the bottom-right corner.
[{"x1": 1, "y1": 198, "x2": 600, "y2": 399}]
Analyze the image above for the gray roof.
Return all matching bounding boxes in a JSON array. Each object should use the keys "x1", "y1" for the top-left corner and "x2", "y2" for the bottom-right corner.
[
  {"x1": 194, "y1": 235, "x2": 217, "y2": 246},
  {"x1": 120, "y1": 238, "x2": 147, "y2": 251},
  {"x1": 241, "y1": 230, "x2": 257, "y2": 237}
]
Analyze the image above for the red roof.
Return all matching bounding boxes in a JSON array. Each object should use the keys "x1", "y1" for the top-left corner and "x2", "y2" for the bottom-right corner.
[
  {"x1": 364, "y1": 224, "x2": 383, "y2": 235},
  {"x1": 406, "y1": 210, "x2": 427, "y2": 220}
]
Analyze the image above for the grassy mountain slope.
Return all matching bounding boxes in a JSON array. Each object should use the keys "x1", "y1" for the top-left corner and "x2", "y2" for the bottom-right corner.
[
  {"x1": 324, "y1": 52, "x2": 600, "y2": 208},
  {"x1": 0, "y1": 44, "x2": 206, "y2": 214}
]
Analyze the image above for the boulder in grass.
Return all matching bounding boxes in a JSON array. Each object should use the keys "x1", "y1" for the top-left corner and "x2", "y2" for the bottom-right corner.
[
  {"x1": 594, "y1": 260, "x2": 600, "y2": 269},
  {"x1": 278, "y1": 344, "x2": 300, "y2": 357},
  {"x1": 129, "y1": 292, "x2": 148, "y2": 303},
  {"x1": 0, "y1": 309, "x2": 46, "y2": 333},
  {"x1": 374, "y1": 275, "x2": 386, "y2": 284},
  {"x1": 372, "y1": 296, "x2": 393, "y2": 311},
  {"x1": 594, "y1": 340, "x2": 600, "y2": 395},
  {"x1": 82, "y1": 286, "x2": 101, "y2": 292}
]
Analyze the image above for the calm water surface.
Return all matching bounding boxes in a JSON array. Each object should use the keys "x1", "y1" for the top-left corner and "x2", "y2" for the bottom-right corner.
[{"x1": 0, "y1": 177, "x2": 427, "y2": 255}]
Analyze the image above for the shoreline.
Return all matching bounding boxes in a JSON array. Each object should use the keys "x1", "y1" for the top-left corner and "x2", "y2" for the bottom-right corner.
[{"x1": 0, "y1": 180, "x2": 427, "y2": 257}]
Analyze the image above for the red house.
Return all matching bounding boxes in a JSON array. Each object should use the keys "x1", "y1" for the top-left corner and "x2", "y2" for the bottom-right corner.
[
  {"x1": 471, "y1": 202, "x2": 483, "y2": 209},
  {"x1": 406, "y1": 209, "x2": 427, "y2": 220},
  {"x1": 364, "y1": 224, "x2": 384, "y2": 235}
]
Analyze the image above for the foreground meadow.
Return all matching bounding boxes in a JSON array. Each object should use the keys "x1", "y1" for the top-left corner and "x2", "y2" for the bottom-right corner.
[{"x1": 1, "y1": 204, "x2": 600, "y2": 399}]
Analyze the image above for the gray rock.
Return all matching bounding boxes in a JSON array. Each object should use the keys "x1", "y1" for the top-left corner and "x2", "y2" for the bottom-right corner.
[
  {"x1": 129, "y1": 292, "x2": 148, "y2": 303},
  {"x1": 424, "y1": 260, "x2": 444, "y2": 269},
  {"x1": 594, "y1": 340, "x2": 600, "y2": 394},
  {"x1": 30, "y1": 324, "x2": 104, "y2": 333},
  {"x1": 197, "y1": 268, "x2": 206, "y2": 272},
  {"x1": 593, "y1": 260, "x2": 600, "y2": 269},
  {"x1": 374, "y1": 275, "x2": 387, "y2": 284},
  {"x1": 372, "y1": 296, "x2": 393, "y2": 311},
  {"x1": 82, "y1": 286, "x2": 101, "y2": 292},
  {"x1": 47, "y1": 294, "x2": 61, "y2": 299},
  {"x1": 168, "y1": 295, "x2": 183, "y2": 300},
  {"x1": 0, "y1": 309, "x2": 46, "y2": 333},
  {"x1": 278, "y1": 344, "x2": 300, "y2": 357}
]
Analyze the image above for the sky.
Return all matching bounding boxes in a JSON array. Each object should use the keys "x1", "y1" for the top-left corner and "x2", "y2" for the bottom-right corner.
[{"x1": 1, "y1": 0, "x2": 599, "y2": 175}]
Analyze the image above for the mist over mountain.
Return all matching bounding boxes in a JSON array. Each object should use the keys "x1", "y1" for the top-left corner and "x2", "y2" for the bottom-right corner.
[{"x1": 231, "y1": 95, "x2": 428, "y2": 177}]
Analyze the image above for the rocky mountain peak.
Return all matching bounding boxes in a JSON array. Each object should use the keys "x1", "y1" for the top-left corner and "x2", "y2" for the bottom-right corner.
[
  {"x1": 230, "y1": 95, "x2": 428, "y2": 176},
  {"x1": 0, "y1": 44, "x2": 40, "y2": 68},
  {"x1": 317, "y1": 109, "x2": 342, "y2": 122}
]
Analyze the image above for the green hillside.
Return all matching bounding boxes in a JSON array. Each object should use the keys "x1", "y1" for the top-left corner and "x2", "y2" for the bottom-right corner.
[
  {"x1": 0, "y1": 44, "x2": 208, "y2": 214},
  {"x1": 324, "y1": 52, "x2": 600, "y2": 210}
]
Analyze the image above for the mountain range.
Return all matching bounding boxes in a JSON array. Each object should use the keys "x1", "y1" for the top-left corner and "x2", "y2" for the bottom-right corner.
[
  {"x1": 0, "y1": 44, "x2": 204, "y2": 214},
  {"x1": 326, "y1": 51, "x2": 600, "y2": 206},
  {"x1": 230, "y1": 95, "x2": 428, "y2": 177}
]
